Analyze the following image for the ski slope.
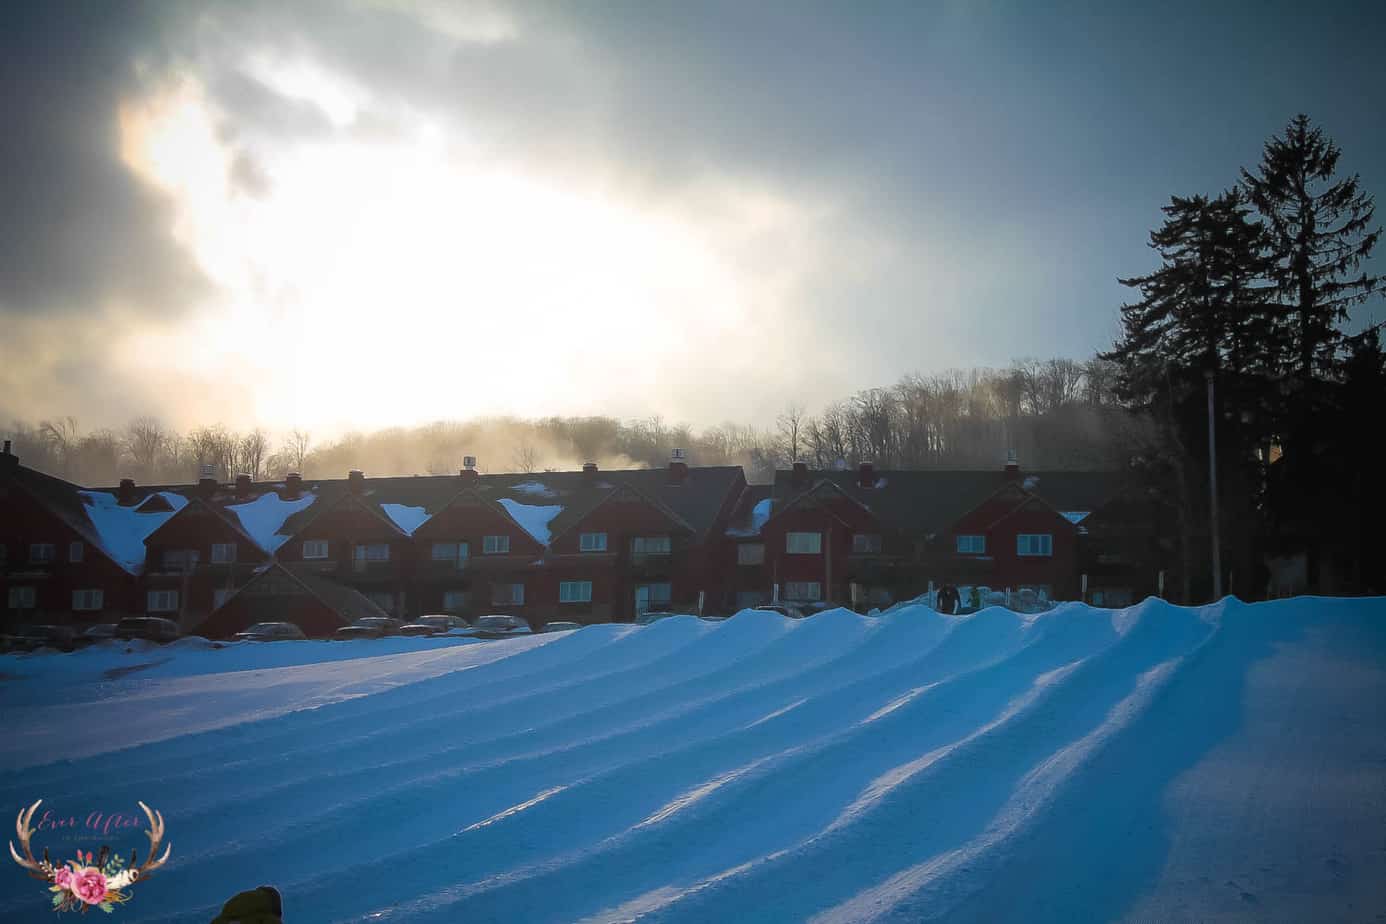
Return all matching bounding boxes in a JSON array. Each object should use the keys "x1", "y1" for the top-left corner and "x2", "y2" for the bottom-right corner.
[{"x1": 1, "y1": 596, "x2": 1383, "y2": 922}]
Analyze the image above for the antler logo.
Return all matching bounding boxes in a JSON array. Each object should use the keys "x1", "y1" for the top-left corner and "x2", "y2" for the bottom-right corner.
[{"x1": 10, "y1": 799, "x2": 171, "y2": 914}]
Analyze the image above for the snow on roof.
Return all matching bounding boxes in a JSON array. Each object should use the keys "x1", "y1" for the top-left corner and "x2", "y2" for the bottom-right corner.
[
  {"x1": 727, "y1": 497, "x2": 773, "y2": 537},
  {"x1": 497, "y1": 498, "x2": 564, "y2": 545},
  {"x1": 1061, "y1": 511, "x2": 1091, "y2": 525},
  {"x1": 380, "y1": 503, "x2": 430, "y2": 537},
  {"x1": 512, "y1": 481, "x2": 558, "y2": 498},
  {"x1": 78, "y1": 490, "x2": 189, "y2": 573},
  {"x1": 227, "y1": 492, "x2": 319, "y2": 552}
]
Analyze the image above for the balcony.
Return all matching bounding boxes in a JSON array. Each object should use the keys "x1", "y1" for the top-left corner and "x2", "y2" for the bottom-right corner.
[
  {"x1": 350, "y1": 559, "x2": 396, "y2": 579},
  {"x1": 626, "y1": 552, "x2": 673, "y2": 579},
  {"x1": 418, "y1": 557, "x2": 470, "y2": 579}
]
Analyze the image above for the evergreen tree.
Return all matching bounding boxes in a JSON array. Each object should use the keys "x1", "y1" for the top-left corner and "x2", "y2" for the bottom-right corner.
[{"x1": 1241, "y1": 114, "x2": 1381, "y2": 382}]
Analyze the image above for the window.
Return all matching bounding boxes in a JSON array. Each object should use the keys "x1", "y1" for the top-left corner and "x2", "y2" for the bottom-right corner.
[
  {"x1": 162, "y1": 549, "x2": 200, "y2": 571},
  {"x1": 432, "y1": 542, "x2": 469, "y2": 561},
  {"x1": 559, "y1": 580, "x2": 593, "y2": 603},
  {"x1": 354, "y1": 544, "x2": 390, "y2": 561},
  {"x1": 631, "y1": 535, "x2": 671, "y2": 556},
  {"x1": 483, "y1": 535, "x2": 511, "y2": 555},
  {"x1": 368, "y1": 592, "x2": 395, "y2": 614},
  {"x1": 579, "y1": 532, "x2": 608, "y2": 552},
  {"x1": 635, "y1": 583, "x2": 672, "y2": 611},
  {"x1": 784, "y1": 581, "x2": 823, "y2": 601},
  {"x1": 852, "y1": 534, "x2": 882, "y2": 554},
  {"x1": 737, "y1": 543, "x2": 765, "y2": 565},
  {"x1": 442, "y1": 590, "x2": 469, "y2": 611},
  {"x1": 1016, "y1": 534, "x2": 1053, "y2": 557},
  {"x1": 8, "y1": 586, "x2": 36, "y2": 609},
  {"x1": 72, "y1": 589, "x2": 104, "y2": 611},
  {"x1": 786, "y1": 532, "x2": 822, "y2": 554},
  {"x1": 68, "y1": 542, "x2": 84, "y2": 563},
  {"x1": 29, "y1": 543, "x2": 55, "y2": 563},
  {"x1": 492, "y1": 582, "x2": 524, "y2": 605},
  {"x1": 212, "y1": 588, "x2": 232, "y2": 610},
  {"x1": 147, "y1": 590, "x2": 179, "y2": 612},
  {"x1": 302, "y1": 540, "x2": 329, "y2": 559},
  {"x1": 211, "y1": 543, "x2": 237, "y2": 563},
  {"x1": 735, "y1": 590, "x2": 767, "y2": 610},
  {"x1": 956, "y1": 535, "x2": 986, "y2": 555}
]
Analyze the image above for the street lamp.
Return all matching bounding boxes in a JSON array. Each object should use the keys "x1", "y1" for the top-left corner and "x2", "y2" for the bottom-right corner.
[{"x1": 1205, "y1": 369, "x2": 1223, "y2": 600}]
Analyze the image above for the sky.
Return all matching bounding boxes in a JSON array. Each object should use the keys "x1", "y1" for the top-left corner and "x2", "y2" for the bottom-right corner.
[{"x1": 1, "y1": 0, "x2": 1383, "y2": 439}]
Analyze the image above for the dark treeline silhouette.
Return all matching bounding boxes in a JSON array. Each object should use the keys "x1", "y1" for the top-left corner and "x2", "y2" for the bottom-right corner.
[
  {"x1": 3, "y1": 356, "x2": 1139, "y2": 488},
  {"x1": 1105, "y1": 114, "x2": 1383, "y2": 598}
]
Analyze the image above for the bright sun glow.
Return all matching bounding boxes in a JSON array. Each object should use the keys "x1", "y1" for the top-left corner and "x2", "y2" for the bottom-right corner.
[{"x1": 117, "y1": 74, "x2": 771, "y2": 434}]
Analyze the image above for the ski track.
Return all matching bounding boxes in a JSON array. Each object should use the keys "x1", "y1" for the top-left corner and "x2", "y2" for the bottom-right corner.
[{"x1": 1, "y1": 596, "x2": 1384, "y2": 923}]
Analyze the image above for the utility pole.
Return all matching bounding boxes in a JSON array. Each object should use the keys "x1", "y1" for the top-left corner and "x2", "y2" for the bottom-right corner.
[{"x1": 1205, "y1": 369, "x2": 1223, "y2": 601}]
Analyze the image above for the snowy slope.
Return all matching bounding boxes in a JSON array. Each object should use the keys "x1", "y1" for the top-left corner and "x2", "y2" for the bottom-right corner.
[{"x1": 1, "y1": 597, "x2": 1383, "y2": 923}]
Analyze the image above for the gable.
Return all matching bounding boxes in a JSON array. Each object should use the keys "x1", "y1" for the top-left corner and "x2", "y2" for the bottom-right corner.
[
  {"x1": 412, "y1": 491, "x2": 547, "y2": 551},
  {"x1": 143, "y1": 501, "x2": 256, "y2": 550},
  {"x1": 767, "y1": 481, "x2": 880, "y2": 532}
]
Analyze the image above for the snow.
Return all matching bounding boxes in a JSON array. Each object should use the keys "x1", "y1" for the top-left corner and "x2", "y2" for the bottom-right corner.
[
  {"x1": 1, "y1": 596, "x2": 1384, "y2": 923},
  {"x1": 726, "y1": 497, "x2": 773, "y2": 537},
  {"x1": 497, "y1": 498, "x2": 564, "y2": 545},
  {"x1": 78, "y1": 490, "x2": 189, "y2": 572},
  {"x1": 512, "y1": 481, "x2": 558, "y2": 498},
  {"x1": 380, "y1": 502, "x2": 430, "y2": 537},
  {"x1": 1061, "y1": 510, "x2": 1091, "y2": 524},
  {"x1": 225, "y1": 491, "x2": 318, "y2": 552}
]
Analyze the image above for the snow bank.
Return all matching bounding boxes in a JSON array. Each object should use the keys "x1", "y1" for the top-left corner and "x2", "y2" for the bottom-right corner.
[
  {"x1": 497, "y1": 498, "x2": 564, "y2": 545},
  {"x1": 225, "y1": 491, "x2": 317, "y2": 552},
  {"x1": 0, "y1": 596, "x2": 1382, "y2": 923},
  {"x1": 726, "y1": 497, "x2": 773, "y2": 537},
  {"x1": 78, "y1": 490, "x2": 188, "y2": 572},
  {"x1": 380, "y1": 502, "x2": 430, "y2": 536}
]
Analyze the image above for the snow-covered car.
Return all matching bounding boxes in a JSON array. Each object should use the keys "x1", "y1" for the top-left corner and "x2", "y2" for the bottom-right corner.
[
  {"x1": 332, "y1": 617, "x2": 402, "y2": 640},
  {"x1": 469, "y1": 614, "x2": 532, "y2": 639},
  {"x1": 7, "y1": 625, "x2": 77, "y2": 653},
  {"x1": 234, "y1": 622, "x2": 307, "y2": 642},
  {"x1": 542, "y1": 621, "x2": 583, "y2": 633},
  {"x1": 77, "y1": 623, "x2": 119, "y2": 646},
  {"x1": 635, "y1": 610, "x2": 681, "y2": 626},
  {"x1": 753, "y1": 603, "x2": 807, "y2": 619},
  {"x1": 398, "y1": 615, "x2": 467, "y2": 636},
  {"x1": 114, "y1": 616, "x2": 181, "y2": 643}
]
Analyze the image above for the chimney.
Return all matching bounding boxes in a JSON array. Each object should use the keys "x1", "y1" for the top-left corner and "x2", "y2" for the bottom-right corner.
[
  {"x1": 235, "y1": 473, "x2": 252, "y2": 499},
  {"x1": 0, "y1": 439, "x2": 15, "y2": 473},
  {"x1": 197, "y1": 463, "x2": 217, "y2": 497},
  {"x1": 348, "y1": 469, "x2": 365, "y2": 493},
  {"x1": 1004, "y1": 449, "x2": 1020, "y2": 481},
  {"x1": 460, "y1": 456, "x2": 479, "y2": 482},
  {"x1": 285, "y1": 472, "x2": 303, "y2": 498},
  {"x1": 118, "y1": 478, "x2": 138, "y2": 506},
  {"x1": 791, "y1": 460, "x2": 809, "y2": 491},
  {"x1": 858, "y1": 461, "x2": 876, "y2": 489},
  {"x1": 668, "y1": 448, "x2": 688, "y2": 484}
]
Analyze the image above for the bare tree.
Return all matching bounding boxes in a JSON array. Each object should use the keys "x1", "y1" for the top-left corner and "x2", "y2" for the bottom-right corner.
[
  {"x1": 239, "y1": 429, "x2": 270, "y2": 480},
  {"x1": 775, "y1": 403, "x2": 806, "y2": 464},
  {"x1": 38, "y1": 417, "x2": 79, "y2": 476},
  {"x1": 512, "y1": 443, "x2": 539, "y2": 474},
  {"x1": 286, "y1": 429, "x2": 312, "y2": 472},
  {"x1": 123, "y1": 417, "x2": 167, "y2": 480}
]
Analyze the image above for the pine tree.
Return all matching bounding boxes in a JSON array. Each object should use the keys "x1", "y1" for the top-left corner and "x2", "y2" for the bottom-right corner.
[{"x1": 1241, "y1": 114, "x2": 1381, "y2": 382}]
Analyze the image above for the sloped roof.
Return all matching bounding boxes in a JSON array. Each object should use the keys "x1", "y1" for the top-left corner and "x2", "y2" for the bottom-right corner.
[{"x1": 767, "y1": 468, "x2": 1130, "y2": 536}]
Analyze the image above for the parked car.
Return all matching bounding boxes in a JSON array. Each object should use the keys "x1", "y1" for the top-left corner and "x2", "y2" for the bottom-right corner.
[
  {"x1": 753, "y1": 603, "x2": 807, "y2": 619},
  {"x1": 332, "y1": 617, "x2": 402, "y2": 640},
  {"x1": 469, "y1": 614, "x2": 532, "y2": 639},
  {"x1": 234, "y1": 622, "x2": 307, "y2": 642},
  {"x1": 113, "y1": 617, "x2": 181, "y2": 643},
  {"x1": 635, "y1": 610, "x2": 681, "y2": 626},
  {"x1": 542, "y1": 621, "x2": 583, "y2": 633},
  {"x1": 8, "y1": 625, "x2": 77, "y2": 652},
  {"x1": 398, "y1": 614, "x2": 467, "y2": 636}
]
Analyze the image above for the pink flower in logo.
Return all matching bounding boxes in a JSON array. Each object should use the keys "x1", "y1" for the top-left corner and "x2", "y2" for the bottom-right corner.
[
  {"x1": 70, "y1": 867, "x2": 108, "y2": 905},
  {"x1": 52, "y1": 865, "x2": 74, "y2": 891}
]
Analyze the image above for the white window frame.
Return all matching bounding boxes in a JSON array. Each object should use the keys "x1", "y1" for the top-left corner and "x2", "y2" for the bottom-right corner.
[
  {"x1": 579, "y1": 532, "x2": 608, "y2": 552},
  {"x1": 631, "y1": 535, "x2": 672, "y2": 556},
  {"x1": 784, "y1": 581, "x2": 823, "y2": 601},
  {"x1": 636, "y1": 582, "x2": 672, "y2": 605},
  {"x1": 68, "y1": 541, "x2": 84, "y2": 563},
  {"x1": 483, "y1": 535, "x2": 511, "y2": 555},
  {"x1": 786, "y1": 532, "x2": 822, "y2": 554},
  {"x1": 29, "y1": 543, "x2": 55, "y2": 564},
  {"x1": 956, "y1": 534, "x2": 986, "y2": 555},
  {"x1": 9, "y1": 586, "x2": 36, "y2": 609},
  {"x1": 354, "y1": 543, "x2": 391, "y2": 562},
  {"x1": 302, "y1": 539, "x2": 330, "y2": 560},
  {"x1": 559, "y1": 580, "x2": 593, "y2": 603},
  {"x1": 162, "y1": 549, "x2": 200, "y2": 571},
  {"x1": 72, "y1": 589, "x2": 104, "y2": 611},
  {"x1": 211, "y1": 543, "x2": 237, "y2": 563},
  {"x1": 737, "y1": 542, "x2": 765, "y2": 565},
  {"x1": 147, "y1": 589, "x2": 179, "y2": 613},
  {"x1": 852, "y1": 534, "x2": 882, "y2": 554},
  {"x1": 491, "y1": 582, "x2": 524, "y2": 605},
  {"x1": 432, "y1": 541, "x2": 469, "y2": 561},
  {"x1": 1016, "y1": 534, "x2": 1053, "y2": 557}
]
